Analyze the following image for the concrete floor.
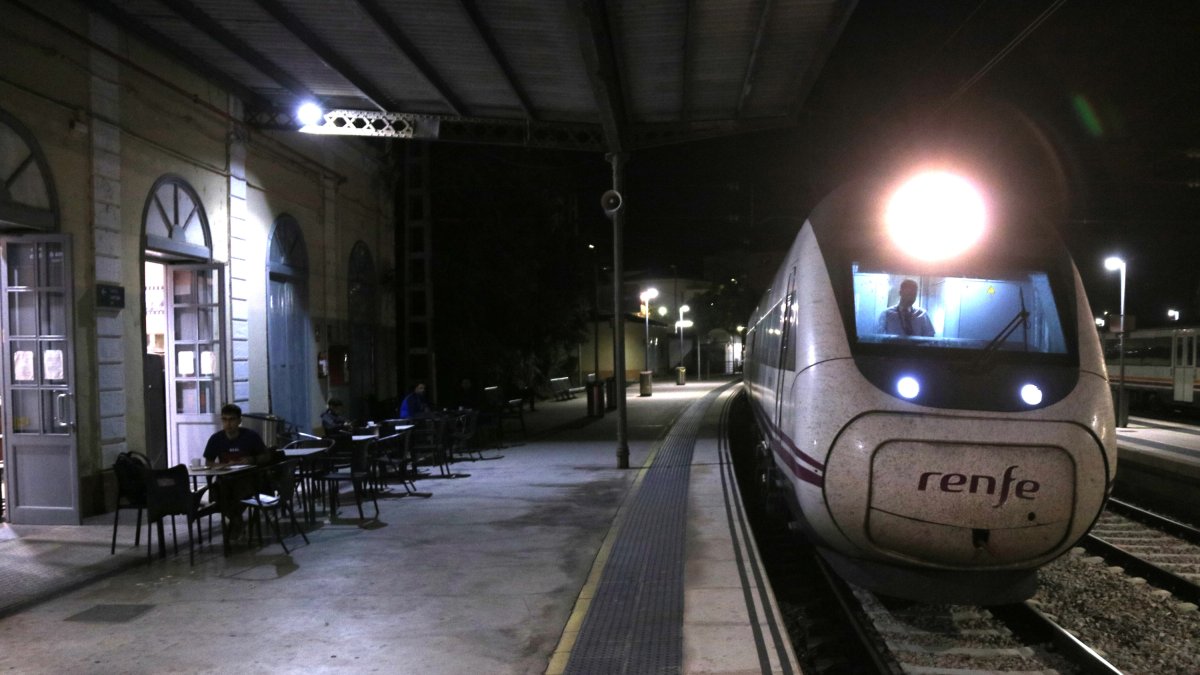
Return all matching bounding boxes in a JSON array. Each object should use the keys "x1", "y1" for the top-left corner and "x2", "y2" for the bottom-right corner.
[{"x1": 0, "y1": 381, "x2": 720, "y2": 674}]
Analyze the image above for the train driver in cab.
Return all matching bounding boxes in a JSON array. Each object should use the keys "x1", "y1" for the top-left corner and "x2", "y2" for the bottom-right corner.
[{"x1": 877, "y1": 278, "x2": 935, "y2": 337}]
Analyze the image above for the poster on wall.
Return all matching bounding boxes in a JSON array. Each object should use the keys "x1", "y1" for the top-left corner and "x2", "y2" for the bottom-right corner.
[{"x1": 43, "y1": 349, "x2": 63, "y2": 381}]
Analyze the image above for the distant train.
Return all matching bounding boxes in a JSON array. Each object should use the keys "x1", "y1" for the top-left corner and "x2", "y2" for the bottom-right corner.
[
  {"x1": 742, "y1": 169, "x2": 1116, "y2": 604},
  {"x1": 1101, "y1": 327, "x2": 1200, "y2": 411}
]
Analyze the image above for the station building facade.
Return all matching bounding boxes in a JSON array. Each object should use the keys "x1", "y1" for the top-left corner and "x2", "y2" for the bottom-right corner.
[{"x1": 1, "y1": 2, "x2": 396, "y2": 524}]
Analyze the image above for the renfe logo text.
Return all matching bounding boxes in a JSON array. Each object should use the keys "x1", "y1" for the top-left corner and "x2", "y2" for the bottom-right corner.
[{"x1": 917, "y1": 465, "x2": 1040, "y2": 508}]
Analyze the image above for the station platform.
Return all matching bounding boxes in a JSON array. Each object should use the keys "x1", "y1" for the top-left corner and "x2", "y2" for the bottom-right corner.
[
  {"x1": 0, "y1": 378, "x2": 797, "y2": 675},
  {"x1": 1113, "y1": 415, "x2": 1200, "y2": 521},
  {"x1": 1116, "y1": 415, "x2": 1200, "y2": 476}
]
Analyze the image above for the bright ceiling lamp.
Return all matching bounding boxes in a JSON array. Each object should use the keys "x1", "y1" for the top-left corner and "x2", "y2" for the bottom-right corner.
[
  {"x1": 296, "y1": 101, "x2": 324, "y2": 129},
  {"x1": 885, "y1": 171, "x2": 987, "y2": 261}
]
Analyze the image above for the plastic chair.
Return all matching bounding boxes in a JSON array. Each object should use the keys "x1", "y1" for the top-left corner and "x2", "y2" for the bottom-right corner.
[
  {"x1": 143, "y1": 464, "x2": 206, "y2": 565},
  {"x1": 241, "y1": 460, "x2": 309, "y2": 554},
  {"x1": 111, "y1": 451, "x2": 151, "y2": 554}
]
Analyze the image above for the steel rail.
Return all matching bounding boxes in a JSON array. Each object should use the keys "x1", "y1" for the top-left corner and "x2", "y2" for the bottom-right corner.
[
  {"x1": 1081, "y1": 533, "x2": 1200, "y2": 606},
  {"x1": 989, "y1": 602, "x2": 1123, "y2": 675},
  {"x1": 1106, "y1": 497, "x2": 1200, "y2": 545}
]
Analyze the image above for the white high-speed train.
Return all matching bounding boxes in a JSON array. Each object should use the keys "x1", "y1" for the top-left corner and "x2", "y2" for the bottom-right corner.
[{"x1": 743, "y1": 170, "x2": 1116, "y2": 604}]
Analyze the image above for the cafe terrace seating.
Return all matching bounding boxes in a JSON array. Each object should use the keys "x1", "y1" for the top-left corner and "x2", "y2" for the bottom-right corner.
[
  {"x1": 320, "y1": 437, "x2": 379, "y2": 521},
  {"x1": 240, "y1": 459, "x2": 309, "y2": 554},
  {"x1": 143, "y1": 464, "x2": 207, "y2": 565},
  {"x1": 110, "y1": 451, "x2": 151, "y2": 554},
  {"x1": 370, "y1": 430, "x2": 431, "y2": 498}
]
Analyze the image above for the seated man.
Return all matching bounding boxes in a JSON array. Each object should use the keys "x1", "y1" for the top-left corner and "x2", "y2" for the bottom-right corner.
[
  {"x1": 398, "y1": 382, "x2": 431, "y2": 418},
  {"x1": 204, "y1": 404, "x2": 272, "y2": 466},
  {"x1": 321, "y1": 398, "x2": 350, "y2": 437}
]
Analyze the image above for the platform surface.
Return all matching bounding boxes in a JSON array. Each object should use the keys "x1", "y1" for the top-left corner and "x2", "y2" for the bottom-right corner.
[{"x1": 0, "y1": 378, "x2": 796, "y2": 674}]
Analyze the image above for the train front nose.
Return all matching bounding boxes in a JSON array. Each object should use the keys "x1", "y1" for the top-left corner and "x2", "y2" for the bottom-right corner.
[
  {"x1": 823, "y1": 413, "x2": 1109, "y2": 568},
  {"x1": 867, "y1": 441, "x2": 1074, "y2": 563}
]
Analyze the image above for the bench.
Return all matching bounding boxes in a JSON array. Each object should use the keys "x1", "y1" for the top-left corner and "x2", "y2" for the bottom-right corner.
[{"x1": 549, "y1": 377, "x2": 576, "y2": 401}]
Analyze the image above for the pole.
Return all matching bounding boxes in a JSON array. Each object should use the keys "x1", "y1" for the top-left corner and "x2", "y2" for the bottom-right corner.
[
  {"x1": 1117, "y1": 265, "x2": 1126, "y2": 427},
  {"x1": 644, "y1": 301, "x2": 650, "y2": 372},
  {"x1": 609, "y1": 153, "x2": 629, "y2": 468},
  {"x1": 593, "y1": 261, "x2": 600, "y2": 383}
]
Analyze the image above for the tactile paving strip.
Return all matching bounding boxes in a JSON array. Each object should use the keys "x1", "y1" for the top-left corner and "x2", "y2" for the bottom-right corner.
[{"x1": 565, "y1": 386, "x2": 727, "y2": 675}]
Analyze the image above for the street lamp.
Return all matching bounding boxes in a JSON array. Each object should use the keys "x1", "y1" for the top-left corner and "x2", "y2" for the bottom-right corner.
[
  {"x1": 1168, "y1": 309, "x2": 1180, "y2": 322},
  {"x1": 1104, "y1": 256, "x2": 1127, "y2": 427},
  {"x1": 640, "y1": 288, "x2": 658, "y2": 373},
  {"x1": 677, "y1": 304, "x2": 691, "y2": 367}
]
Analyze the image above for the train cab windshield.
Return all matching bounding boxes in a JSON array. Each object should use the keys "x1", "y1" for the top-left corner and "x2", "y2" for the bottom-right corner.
[{"x1": 851, "y1": 264, "x2": 1069, "y2": 355}]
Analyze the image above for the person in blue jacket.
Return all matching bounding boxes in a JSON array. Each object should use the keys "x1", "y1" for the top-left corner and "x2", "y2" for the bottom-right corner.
[{"x1": 399, "y1": 382, "x2": 430, "y2": 418}]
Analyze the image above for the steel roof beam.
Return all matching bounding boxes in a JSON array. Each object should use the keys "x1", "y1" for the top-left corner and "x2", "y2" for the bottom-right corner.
[
  {"x1": 788, "y1": 0, "x2": 858, "y2": 121},
  {"x1": 157, "y1": 0, "x2": 317, "y2": 103},
  {"x1": 574, "y1": 0, "x2": 630, "y2": 154},
  {"x1": 458, "y1": 0, "x2": 535, "y2": 119},
  {"x1": 83, "y1": 0, "x2": 272, "y2": 109},
  {"x1": 252, "y1": 0, "x2": 392, "y2": 112},
  {"x1": 736, "y1": 0, "x2": 775, "y2": 118},
  {"x1": 354, "y1": 0, "x2": 465, "y2": 116}
]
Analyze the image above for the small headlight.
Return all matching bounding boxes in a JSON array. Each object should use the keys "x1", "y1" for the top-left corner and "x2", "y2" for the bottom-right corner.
[
  {"x1": 897, "y1": 376, "x2": 920, "y2": 399},
  {"x1": 1020, "y1": 384, "x2": 1043, "y2": 406}
]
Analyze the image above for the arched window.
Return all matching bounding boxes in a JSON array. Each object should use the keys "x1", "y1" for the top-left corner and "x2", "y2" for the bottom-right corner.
[
  {"x1": 0, "y1": 107, "x2": 58, "y2": 231},
  {"x1": 269, "y1": 214, "x2": 308, "y2": 277},
  {"x1": 142, "y1": 176, "x2": 211, "y2": 259}
]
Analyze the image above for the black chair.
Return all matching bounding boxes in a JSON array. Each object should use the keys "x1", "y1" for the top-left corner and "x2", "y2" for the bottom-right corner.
[
  {"x1": 143, "y1": 464, "x2": 206, "y2": 565},
  {"x1": 408, "y1": 415, "x2": 466, "y2": 478},
  {"x1": 483, "y1": 386, "x2": 526, "y2": 444},
  {"x1": 449, "y1": 409, "x2": 500, "y2": 461},
  {"x1": 321, "y1": 438, "x2": 379, "y2": 521},
  {"x1": 372, "y1": 431, "x2": 431, "y2": 498},
  {"x1": 111, "y1": 451, "x2": 151, "y2": 554},
  {"x1": 281, "y1": 437, "x2": 335, "y2": 524},
  {"x1": 241, "y1": 460, "x2": 309, "y2": 554}
]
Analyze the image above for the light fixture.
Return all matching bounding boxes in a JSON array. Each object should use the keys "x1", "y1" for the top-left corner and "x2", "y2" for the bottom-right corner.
[
  {"x1": 297, "y1": 101, "x2": 324, "y2": 127},
  {"x1": 885, "y1": 171, "x2": 986, "y2": 261},
  {"x1": 1168, "y1": 309, "x2": 1180, "y2": 321},
  {"x1": 1020, "y1": 384, "x2": 1043, "y2": 406},
  {"x1": 896, "y1": 376, "x2": 920, "y2": 400}
]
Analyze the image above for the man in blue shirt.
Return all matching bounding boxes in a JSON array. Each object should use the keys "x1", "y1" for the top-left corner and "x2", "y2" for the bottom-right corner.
[
  {"x1": 399, "y1": 382, "x2": 431, "y2": 418},
  {"x1": 204, "y1": 404, "x2": 271, "y2": 466},
  {"x1": 877, "y1": 279, "x2": 935, "y2": 337}
]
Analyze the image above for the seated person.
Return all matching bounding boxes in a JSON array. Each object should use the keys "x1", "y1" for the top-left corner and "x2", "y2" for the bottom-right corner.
[
  {"x1": 321, "y1": 398, "x2": 350, "y2": 436},
  {"x1": 455, "y1": 378, "x2": 481, "y2": 410},
  {"x1": 877, "y1": 278, "x2": 935, "y2": 337},
  {"x1": 398, "y1": 382, "x2": 430, "y2": 418},
  {"x1": 204, "y1": 404, "x2": 271, "y2": 466}
]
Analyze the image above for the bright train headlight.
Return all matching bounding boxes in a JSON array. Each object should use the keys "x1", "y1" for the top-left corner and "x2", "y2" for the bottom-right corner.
[
  {"x1": 885, "y1": 171, "x2": 986, "y2": 261},
  {"x1": 1020, "y1": 383, "x2": 1043, "y2": 406},
  {"x1": 896, "y1": 376, "x2": 920, "y2": 400}
]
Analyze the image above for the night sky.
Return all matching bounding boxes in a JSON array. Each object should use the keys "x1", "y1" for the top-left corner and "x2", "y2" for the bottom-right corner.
[{"x1": 619, "y1": 0, "x2": 1200, "y2": 329}]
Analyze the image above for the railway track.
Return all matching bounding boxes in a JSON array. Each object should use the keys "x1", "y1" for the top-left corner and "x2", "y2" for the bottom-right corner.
[
  {"x1": 1081, "y1": 498, "x2": 1200, "y2": 605},
  {"x1": 823, "y1": 560, "x2": 1121, "y2": 674}
]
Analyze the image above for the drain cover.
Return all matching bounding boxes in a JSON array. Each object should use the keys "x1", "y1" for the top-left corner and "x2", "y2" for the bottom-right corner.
[{"x1": 66, "y1": 604, "x2": 155, "y2": 623}]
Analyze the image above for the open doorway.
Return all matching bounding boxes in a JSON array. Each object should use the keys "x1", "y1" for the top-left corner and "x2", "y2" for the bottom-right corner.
[{"x1": 142, "y1": 258, "x2": 224, "y2": 468}]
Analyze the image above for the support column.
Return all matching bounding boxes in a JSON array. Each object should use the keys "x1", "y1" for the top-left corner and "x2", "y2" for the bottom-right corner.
[
  {"x1": 608, "y1": 153, "x2": 629, "y2": 469},
  {"x1": 90, "y1": 16, "x2": 126, "y2": 468},
  {"x1": 228, "y1": 99, "x2": 250, "y2": 406},
  {"x1": 402, "y1": 142, "x2": 436, "y2": 399}
]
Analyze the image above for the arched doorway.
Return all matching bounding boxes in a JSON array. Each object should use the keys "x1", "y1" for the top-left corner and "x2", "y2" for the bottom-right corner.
[
  {"x1": 0, "y1": 107, "x2": 78, "y2": 525},
  {"x1": 141, "y1": 175, "x2": 221, "y2": 468},
  {"x1": 267, "y1": 214, "x2": 310, "y2": 432},
  {"x1": 348, "y1": 242, "x2": 376, "y2": 420}
]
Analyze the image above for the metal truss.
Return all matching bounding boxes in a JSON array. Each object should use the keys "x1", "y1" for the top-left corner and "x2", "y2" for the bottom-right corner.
[{"x1": 245, "y1": 107, "x2": 792, "y2": 152}]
